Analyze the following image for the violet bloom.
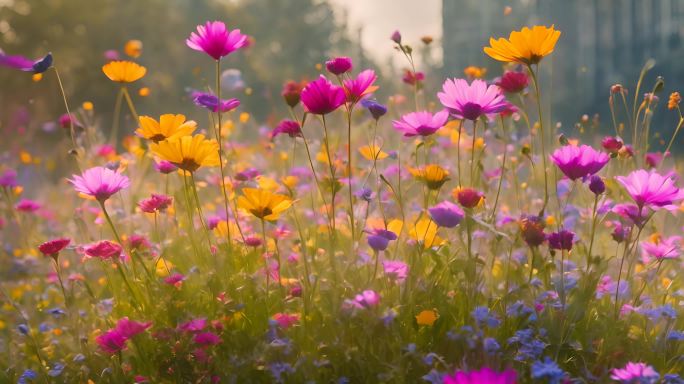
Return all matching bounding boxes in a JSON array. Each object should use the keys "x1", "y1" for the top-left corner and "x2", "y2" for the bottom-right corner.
[
  {"x1": 390, "y1": 30, "x2": 402, "y2": 44},
  {"x1": 193, "y1": 92, "x2": 240, "y2": 113},
  {"x1": 602, "y1": 136, "x2": 623, "y2": 154},
  {"x1": 95, "y1": 329, "x2": 128, "y2": 354},
  {"x1": 325, "y1": 56, "x2": 352, "y2": 75},
  {"x1": 641, "y1": 235, "x2": 681, "y2": 263},
  {"x1": 438, "y1": 78, "x2": 507, "y2": 120},
  {"x1": 343, "y1": 69, "x2": 377, "y2": 103},
  {"x1": 428, "y1": 200, "x2": 465, "y2": 228},
  {"x1": 612, "y1": 204, "x2": 649, "y2": 228},
  {"x1": 616, "y1": 169, "x2": 684, "y2": 210},
  {"x1": 496, "y1": 71, "x2": 528, "y2": 93},
  {"x1": 84, "y1": 240, "x2": 123, "y2": 260},
  {"x1": 0, "y1": 51, "x2": 52, "y2": 73},
  {"x1": 392, "y1": 110, "x2": 449, "y2": 137},
  {"x1": 589, "y1": 175, "x2": 605, "y2": 195},
  {"x1": 0, "y1": 169, "x2": 18, "y2": 188},
  {"x1": 271, "y1": 119, "x2": 302, "y2": 139},
  {"x1": 549, "y1": 145, "x2": 609, "y2": 181},
  {"x1": 547, "y1": 230, "x2": 575, "y2": 251},
  {"x1": 382, "y1": 260, "x2": 408, "y2": 282},
  {"x1": 610, "y1": 362, "x2": 659, "y2": 383},
  {"x1": 186, "y1": 21, "x2": 248, "y2": 60},
  {"x1": 366, "y1": 228, "x2": 398, "y2": 251},
  {"x1": 360, "y1": 99, "x2": 387, "y2": 120},
  {"x1": 300, "y1": 75, "x2": 346, "y2": 115},
  {"x1": 443, "y1": 367, "x2": 517, "y2": 384},
  {"x1": 69, "y1": 166, "x2": 130, "y2": 203}
]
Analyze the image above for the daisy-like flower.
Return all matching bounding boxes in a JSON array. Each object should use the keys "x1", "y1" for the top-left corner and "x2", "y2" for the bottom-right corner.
[
  {"x1": 438, "y1": 79, "x2": 508, "y2": 120},
  {"x1": 96, "y1": 329, "x2": 128, "y2": 354},
  {"x1": 136, "y1": 114, "x2": 197, "y2": 143},
  {"x1": 443, "y1": 367, "x2": 517, "y2": 384},
  {"x1": 69, "y1": 166, "x2": 130, "y2": 203},
  {"x1": 300, "y1": 75, "x2": 346, "y2": 115},
  {"x1": 0, "y1": 51, "x2": 52, "y2": 73},
  {"x1": 38, "y1": 238, "x2": 71, "y2": 259},
  {"x1": 408, "y1": 164, "x2": 450, "y2": 190},
  {"x1": 186, "y1": 21, "x2": 248, "y2": 60},
  {"x1": 102, "y1": 61, "x2": 146, "y2": 83},
  {"x1": 549, "y1": 145, "x2": 609, "y2": 180},
  {"x1": 271, "y1": 120, "x2": 302, "y2": 139},
  {"x1": 640, "y1": 235, "x2": 681, "y2": 263},
  {"x1": 610, "y1": 362, "x2": 659, "y2": 383},
  {"x1": 484, "y1": 25, "x2": 561, "y2": 65},
  {"x1": 325, "y1": 56, "x2": 352, "y2": 75},
  {"x1": 237, "y1": 188, "x2": 293, "y2": 221},
  {"x1": 343, "y1": 69, "x2": 378, "y2": 103},
  {"x1": 615, "y1": 169, "x2": 684, "y2": 210},
  {"x1": 150, "y1": 134, "x2": 220, "y2": 173},
  {"x1": 392, "y1": 110, "x2": 449, "y2": 137},
  {"x1": 138, "y1": 194, "x2": 173, "y2": 213}
]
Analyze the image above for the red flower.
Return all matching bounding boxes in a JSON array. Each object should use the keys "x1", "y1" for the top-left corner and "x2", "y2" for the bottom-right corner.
[{"x1": 38, "y1": 238, "x2": 71, "y2": 259}]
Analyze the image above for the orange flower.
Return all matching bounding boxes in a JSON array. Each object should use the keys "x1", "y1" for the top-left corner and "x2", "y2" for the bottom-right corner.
[
  {"x1": 102, "y1": 61, "x2": 146, "y2": 83},
  {"x1": 484, "y1": 25, "x2": 560, "y2": 65}
]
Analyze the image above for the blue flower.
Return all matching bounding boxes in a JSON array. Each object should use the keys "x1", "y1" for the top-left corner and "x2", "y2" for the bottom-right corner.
[
  {"x1": 360, "y1": 99, "x2": 388, "y2": 120},
  {"x1": 47, "y1": 307, "x2": 66, "y2": 319},
  {"x1": 269, "y1": 362, "x2": 294, "y2": 383},
  {"x1": 668, "y1": 330, "x2": 684, "y2": 341},
  {"x1": 422, "y1": 369, "x2": 444, "y2": 384},
  {"x1": 508, "y1": 328, "x2": 547, "y2": 361},
  {"x1": 18, "y1": 369, "x2": 37, "y2": 384},
  {"x1": 664, "y1": 374, "x2": 684, "y2": 384},
  {"x1": 483, "y1": 337, "x2": 500, "y2": 355},
  {"x1": 471, "y1": 306, "x2": 500, "y2": 328},
  {"x1": 48, "y1": 362, "x2": 65, "y2": 377},
  {"x1": 507, "y1": 301, "x2": 537, "y2": 322},
  {"x1": 17, "y1": 323, "x2": 29, "y2": 335},
  {"x1": 39, "y1": 322, "x2": 52, "y2": 332},
  {"x1": 531, "y1": 357, "x2": 565, "y2": 384}
]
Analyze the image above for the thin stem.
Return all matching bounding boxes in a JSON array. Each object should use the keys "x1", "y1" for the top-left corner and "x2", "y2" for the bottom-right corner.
[
  {"x1": 110, "y1": 87, "x2": 124, "y2": 144},
  {"x1": 470, "y1": 119, "x2": 478, "y2": 186},
  {"x1": 490, "y1": 117, "x2": 508, "y2": 223},
  {"x1": 665, "y1": 116, "x2": 684, "y2": 154},
  {"x1": 527, "y1": 65, "x2": 549, "y2": 214},
  {"x1": 52, "y1": 67, "x2": 77, "y2": 154},
  {"x1": 346, "y1": 107, "x2": 355, "y2": 243},
  {"x1": 586, "y1": 195, "x2": 599, "y2": 272},
  {"x1": 121, "y1": 86, "x2": 139, "y2": 123},
  {"x1": 215, "y1": 59, "x2": 235, "y2": 245}
]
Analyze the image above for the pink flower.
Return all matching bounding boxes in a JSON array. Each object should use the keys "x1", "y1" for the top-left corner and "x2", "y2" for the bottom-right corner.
[
  {"x1": 392, "y1": 110, "x2": 449, "y2": 137},
  {"x1": 382, "y1": 260, "x2": 409, "y2": 282},
  {"x1": 602, "y1": 136, "x2": 623, "y2": 153},
  {"x1": 164, "y1": 273, "x2": 185, "y2": 285},
  {"x1": 69, "y1": 166, "x2": 130, "y2": 203},
  {"x1": 438, "y1": 78, "x2": 507, "y2": 121},
  {"x1": 402, "y1": 70, "x2": 424, "y2": 85},
  {"x1": 186, "y1": 21, "x2": 248, "y2": 60},
  {"x1": 179, "y1": 318, "x2": 207, "y2": 333},
  {"x1": 115, "y1": 317, "x2": 151, "y2": 338},
  {"x1": 154, "y1": 160, "x2": 177, "y2": 174},
  {"x1": 300, "y1": 75, "x2": 346, "y2": 115},
  {"x1": 38, "y1": 238, "x2": 71, "y2": 258},
  {"x1": 84, "y1": 240, "x2": 123, "y2": 260},
  {"x1": 612, "y1": 204, "x2": 650, "y2": 228},
  {"x1": 194, "y1": 332, "x2": 221, "y2": 346},
  {"x1": 353, "y1": 290, "x2": 381, "y2": 308},
  {"x1": 325, "y1": 56, "x2": 352, "y2": 75},
  {"x1": 271, "y1": 119, "x2": 302, "y2": 139},
  {"x1": 428, "y1": 200, "x2": 465, "y2": 228},
  {"x1": 138, "y1": 194, "x2": 173, "y2": 213},
  {"x1": 443, "y1": 367, "x2": 517, "y2": 384},
  {"x1": 496, "y1": 71, "x2": 528, "y2": 93},
  {"x1": 343, "y1": 69, "x2": 377, "y2": 103},
  {"x1": 610, "y1": 362, "x2": 659, "y2": 383},
  {"x1": 272, "y1": 312, "x2": 300, "y2": 329},
  {"x1": 95, "y1": 329, "x2": 128, "y2": 354},
  {"x1": 550, "y1": 145, "x2": 609, "y2": 180},
  {"x1": 15, "y1": 199, "x2": 41, "y2": 212},
  {"x1": 0, "y1": 169, "x2": 18, "y2": 188},
  {"x1": 615, "y1": 169, "x2": 684, "y2": 210},
  {"x1": 193, "y1": 92, "x2": 240, "y2": 113},
  {"x1": 640, "y1": 235, "x2": 681, "y2": 263}
]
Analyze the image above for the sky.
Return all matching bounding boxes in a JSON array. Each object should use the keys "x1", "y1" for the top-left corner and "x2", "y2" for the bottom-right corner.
[{"x1": 329, "y1": 0, "x2": 443, "y2": 66}]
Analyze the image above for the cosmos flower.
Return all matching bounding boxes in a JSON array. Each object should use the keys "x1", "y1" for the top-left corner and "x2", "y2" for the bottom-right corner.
[
  {"x1": 402, "y1": 70, "x2": 424, "y2": 86},
  {"x1": 186, "y1": 21, "x2": 248, "y2": 60},
  {"x1": 325, "y1": 56, "x2": 352, "y2": 75},
  {"x1": 438, "y1": 79, "x2": 507, "y2": 120},
  {"x1": 237, "y1": 188, "x2": 293, "y2": 221},
  {"x1": 640, "y1": 235, "x2": 681, "y2": 263},
  {"x1": 102, "y1": 61, "x2": 146, "y2": 83},
  {"x1": 136, "y1": 114, "x2": 197, "y2": 143},
  {"x1": 114, "y1": 317, "x2": 152, "y2": 338},
  {"x1": 602, "y1": 136, "x2": 623, "y2": 154},
  {"x1": 15, "y1": 199, "x2": 40, "y2": 212},
  {"x1": 428, "y1": 200, "x2": 465, "y2": 228},
  {"x1": 0, "y1": 51, "x2": 52, "y2": 73},
  {"x1": 84, "y1": 240, "x2": 123, "y2": 260},
  {"x1": 549, "y1": 145, "x2": 609, "y2": 180},
  {"x1": 366, "y1": 228, "x2": 398, "y2": 251},
  {"x1": 96, "y1": 329, "x2": 128, "y2": 354},
  {"x1": 343, "y1": 69, "x2": 378, "y2": 103},
  {"x1": 484, "y1": 25, "x2": 561, "y2": 65},
  {"x1": 344, "y1": 290, "x2": 381, "y2": 310},
  {"x1": 69, "y1": 166, "x2": 130, "y2": 203},
  {"x1": 443, "y1": 367, "x2": 517, "y2": 384},
  {"x1": 193, "y1": 92, "x2": 240, "y2": 113},
  {"x1": 150, "y1": 134, "x2": 220, "y2": 173},
  {"x1": 612, "y1": 204, "x2": 650, "y2": 228},
  {"x1": 138, "y1": 194, "x2": 173, "y2": 213},
  {"x1": 610, "y1": 362, "x2": 659, "y2": 383},
  {"x1": 272, "y1": 313, "x2": 300, "y2": 329},
  {"x1": 392, "y1": 110, "x2": 449, "y2": 137},
  {"x1": 38, "y1": 238, "x2": 71, "y2": 259},
  {"x1": 271, "y1": 119, "x2": 302, "y2": 139},
  {"x1": 300, "y1": 75, "x2": 346, "y2": 115},
  {"x1": 496, "y1": 71, "x2": 528, "y2": 93},
  {"x1": 615, "y1": 169, "x2": 684, "y2": 210}
]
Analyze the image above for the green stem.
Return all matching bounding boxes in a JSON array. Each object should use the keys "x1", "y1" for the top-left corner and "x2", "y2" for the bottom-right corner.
[{"x1": 527, "y1": 65, "x2": 549, "y2": 214}]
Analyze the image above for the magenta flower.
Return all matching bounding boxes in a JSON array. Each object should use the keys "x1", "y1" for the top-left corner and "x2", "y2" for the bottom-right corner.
[
  {"x1": 96, "y1": 329, "x2": 128, "y2": 354},
  {"x1": 39, "y1": 238, "x2": 71, "y2": 259},
  {"x1": 193, "y1": 92, "x2": 240, "y2": 113},
  {"x1": 300, "y1": 75, "x2": 346, "y2": 115},
  {"x1": 69, "y1": 166, "x2": 130, "y2": 203},
  {"x1": 428, "y1": 200, "x2": 465, "y2": 228},
  {"x1": 343, "y1": 69, "x2": 377, "y2": 103},
  {"x1": 549, "y1": 145, "x2": 609, "y2": 180},
  {"x1": 382, "y1": 260, "x2": 408, "y2": 282},
  {"x1": 179, "y1": 318, "x2": 207, "y2": 333},
  {"x1": 438, "y1": 78, "x2": 507, "y2": 120},
  {"x1": 616, "y1": 169, "x2": 684, "y2": 210},
  {"x1": 351, "y1": 290, "x2": 381, "y2": 309},
  {"x1": 610, "y1": 362, "x2": 659, "y2": 383},
  {"x1": 272, "y1": 313, "x2": 300, "y2": 329},
  {"x1": 186, "y1": 21, "x2": 248, "y2": 60},
  {"x1": 640, "y1": 235, "x2": 681, "y2": 263},
  {"x1": 84, "y1": 240, "x2": 123, "y2": 260},
  {"x1": 325, "y1": 56, "x2": 352, "y2": 75},
  {"x1": 602, "y1": 136, "x2": 623, "y2": 154},
  {"x1": 443, "y1": 367, "x2": 517, "y2": 384},
  {"x1": 138, "y1": 194, "x2": 173, "y2": 213},
  {"x1": 115, "y1": 317, "x2": 152, "y2": 338},
  {"x1": 0, "y1": 169, "x2": 18, "y2": 188},
  {"x1": 15, "y1": 199, "x2": 41, "y2": 213},
  {"x1": 154, "y1": 160, "x2": 177, "y2": 174},
  {"x1": 392, "y1": 110, "x2": 449, "y2": 137},
  {"x1": 0, "y1": 51, "x2": 52, "y2": 73},
  {"x1": 194, "y1": 332, "x2": 221, "y2": 346},
  {"x1": 612, "y1": 204, "x2": 649, "y2": 228},
  {"x1": 496, "y1": 71, "x2": 528, "y2": 93},
  {"x1": 271, "y1": 119, "x2": 302, "y2": 139},
  {"x1": 547, "y1": 230, "x2": 575, "y2": 251}
]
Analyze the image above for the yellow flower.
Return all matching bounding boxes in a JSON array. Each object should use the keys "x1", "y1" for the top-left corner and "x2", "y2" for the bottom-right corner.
[
  {"x1": 238, "y1": 188, "x2": 293, "y2": 221},
  {"x1": 668, "y1": 92, "x2": 681, "y2": 110},
  {"x1": 102, "y1": 60, "x2": 147, "y2": 83},
  {"x1": 416, "y1": 309, "x2": 439, "y2": 326},
  {"x1": 150, "y1": 134, "x2": 220, "y2": 172},
  {"x1": 214, "y1": 220, "x2": 241, "y2": 243},
  {"x1": 155, "y1": 258, "x2": 173, "y2": 277},
  {"x1": 463, "y1": 66, "x2": 487, "y2": 78},
  {"x1": 359, "y1": 145, "x2": 388, "y2": 161},
  {"x1": 139, "y1": 87, "x2": 151, "y2": 97},
  {"x1": 136, "y1": 114, "x2": 197, "y2": 143},
  {"x1": 409, "y1": 218, "x2": 443, "y2": 249},
  {"x1": 408, "y1": 164, "x2": 449, "y2": 190},
  {"x1": 32, "y1": 73, "x2": 42, "y2": 82},
  {"x1": 124, "y1": 39, "x2": 143, "y2": 58},
  {"x1": 282, "y1": 175, "x2": 299, "y2": 190},
  {"x1": 484, "y1": 25, "x2": 560, "y2": 65},
  {"x1": 82, "y1": 101, "x2": 94, "y2": 111}
]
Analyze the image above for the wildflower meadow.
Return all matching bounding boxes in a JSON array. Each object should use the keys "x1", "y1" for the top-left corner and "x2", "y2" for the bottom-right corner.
[{"x1": 2, "y1": 16, "x2": 684, "y2": 384}]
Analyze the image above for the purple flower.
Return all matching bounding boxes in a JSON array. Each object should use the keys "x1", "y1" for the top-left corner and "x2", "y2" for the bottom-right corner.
[
  {"x1": 589, "y1": 175, "x2": 606, "y2": 195},
  {"x1": 15, "y1": 199, "x2": 41, "y2": 213},
  {"x1": 438, "y1": 78, "x2": 507, "y2": 120},
  {"x1": 366, "y1": 228, "x2": 398, "y2": 251},
  {"x1": 343, "y1": 69, "x2": 377, "y2": 103},
  {"x1": 193, "y1": 92, "x2": 240, "y2": 113},
  {"x1": 610, "y1": 362, "x2": 659, "y2": 383},
  {"x1": 360, "y1": 99, "x2": 387, "y2": 120},
  {"x1": 382, "y1": 260, "x2": 408, "y2": 282},
  {"x1": 348, "y1": 290, "x2": 380, "y2": 309},
  {"x1": 325, "y1": 56, "x2": 352, "y2": 75},
  {"x1": 428, "y1": 200, "x2": 465, "y2": 228},
  {"x1": 186, "y1": 21, "x2": 248, "y2": 60},
  {"x1": 443, "y1": 367, "x2": 517, "y2": 384},
  {"x1": 392, "y1": 110, "x2": 449, "y2": 137},
  {"x1": 645, "y1": 152, "x2": 663, "y2": 168},
  {"x1": 0, "y1": 169, "x2": 18, "y2": 188},
  {"x1": 84, "y1": 240, "x2": 123, "y2": 260},
  {"x1": 390, "y1": 30, "x2": 402, "y2": 44},
  {"x1": 193, "y1": 332, "x2": 221, "y2": 346},
  {"x1": 612, "y1": 204, "x2": 649, "y2": 228},
  {"x1": 641, "y1": 235, "x2": 681, "y2": 263},
  {"x1": 0, "y1": 51, "x2": 52, "y2": 73},
  {"x1": 179, "y1": 318, "x2": 207, "y2": 333},
  {"x1": 300, "y1": 75, "x2": 346, "y2": 115},
  {"x1": 547, "y1": 230, "x2": 575, "y2": 251},
  {"x1": 549, "y1": 145, "x2": 609, "y2": 180},
  {"x1": 69, "y1": 166, "x2": 130, "y2": 203},
  {"x1": 616, "y1": 169, "x2": 684, "y2": 210},
  {"x1": 271, "y1": 119, "x2": 302, "y2": 139}
]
